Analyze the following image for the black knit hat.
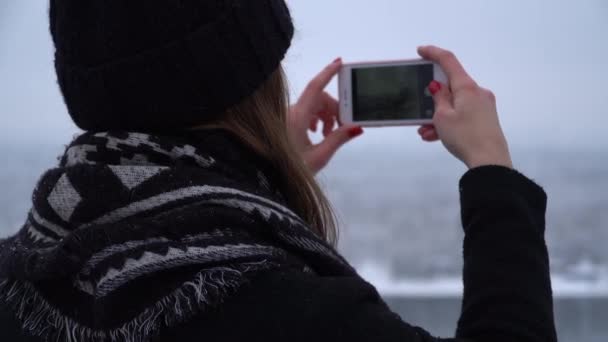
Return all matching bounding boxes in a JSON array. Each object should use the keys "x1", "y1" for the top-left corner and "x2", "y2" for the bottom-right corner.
[{"x1": 49, "y1": 0, "x2": 294, "y2": 132}]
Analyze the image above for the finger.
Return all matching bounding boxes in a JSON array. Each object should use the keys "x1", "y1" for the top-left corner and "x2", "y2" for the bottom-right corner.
[
  {"x1": 310, "y1": 125, "x2": 363, "y2": 172},
  {"x1": 322, "y1": 92, "x2": 340, "y2": 119},
  {"x1": 310, "y1": 117, "x2": 319, "y2": 132},
  {"x1": 429, "y1": 81, "x2": 453, "y2": 117},
  {"x1": 421, "y1": 129, "x2": 440, "y2": 141},
  {"x1": 318, "y1": 91, "x2": 346, "y2": 127},
  {"x1": 301, "y1": 58, "x2": 343, "y2": 105},
  {"x1": 322, "y1": 116, "x2": 336, "y2": 137},
  {"x1": 420, "y1": 129, "x2": 439, "y2": 141},
  {"x1": 418, "y1": 127, "x2": 433, "y2": 136},
  {"x1": 418, "y1": 126, "x2": 437, "y2": 138},
  {"x1": 418, "y1": 124, "x2": 435, "y2": 135},
  {"x1": 317, "y1": 92, "x2": 340, "y2": 119},
  {"x1": 418, "y1": 45, "x2": 476, "y2": 89},
  {"x1": 318, "y1": 93, "x2": 339, "y2": 136}
]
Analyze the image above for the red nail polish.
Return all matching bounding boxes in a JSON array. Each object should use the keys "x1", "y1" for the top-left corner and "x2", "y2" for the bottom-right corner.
[
  {"x1": 429, "y1": 81, "x2": 441, "y2": 95},
  {"x1": 348, "y1": 126, "x2": 364, "y2": 138}
]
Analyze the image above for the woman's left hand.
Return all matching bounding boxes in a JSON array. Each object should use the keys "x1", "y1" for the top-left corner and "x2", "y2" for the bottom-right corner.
[{"x1": 288, "y1": 58, "x2": 364, "y2": 174}]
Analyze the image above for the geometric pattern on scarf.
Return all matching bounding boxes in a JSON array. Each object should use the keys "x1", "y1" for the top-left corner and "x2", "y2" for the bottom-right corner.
[{"x1": 0, "y1": 131, "x2": 356, "y2": 342}]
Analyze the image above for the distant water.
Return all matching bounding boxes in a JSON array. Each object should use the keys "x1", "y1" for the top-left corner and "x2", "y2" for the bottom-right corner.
[
  {"x1": 385, "y1": 296, "x2": 608, "y2": 341},
  {"x1": 1, "y1": 141, "x2": 607, "y2": 339},
  {"x1": 320, "y1": 142, "x2": 608, "y2": 295}
]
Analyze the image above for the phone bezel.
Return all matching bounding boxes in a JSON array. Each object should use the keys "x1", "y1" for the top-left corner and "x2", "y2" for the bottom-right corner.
[{"x1": 338, "y1": 58, "x2": 447, "y2": 127}]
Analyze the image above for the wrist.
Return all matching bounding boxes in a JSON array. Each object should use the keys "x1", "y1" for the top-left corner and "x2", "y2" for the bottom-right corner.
[{"x1": 466, "y1": 154, "x2": 513, "y2": 170}]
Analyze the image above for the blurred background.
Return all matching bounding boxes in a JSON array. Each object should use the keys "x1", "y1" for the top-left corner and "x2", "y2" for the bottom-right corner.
[{"x1": 1, "y1": 0, "x2": 607, "y2": 340}]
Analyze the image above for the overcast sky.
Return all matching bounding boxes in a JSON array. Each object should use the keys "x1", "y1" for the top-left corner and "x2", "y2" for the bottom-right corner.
[{"x1": 1, "y1": 0, "x2": 607, "y2": 149}]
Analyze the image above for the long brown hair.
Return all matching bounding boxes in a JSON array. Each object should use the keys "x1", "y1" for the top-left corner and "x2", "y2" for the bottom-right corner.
[{"x1": 206, "y1": 66, "x2": 338, "y2": 246}]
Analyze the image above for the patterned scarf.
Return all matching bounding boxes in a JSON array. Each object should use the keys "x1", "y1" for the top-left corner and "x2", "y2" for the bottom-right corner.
[{"x1": 0, "y1": 130, "x2": 355, "y2": 342}]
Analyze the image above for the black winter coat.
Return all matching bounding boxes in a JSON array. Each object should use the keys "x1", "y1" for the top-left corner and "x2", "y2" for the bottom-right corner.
[{"x1": 0, "y1": 166, "x2": 556, "y2": 342}]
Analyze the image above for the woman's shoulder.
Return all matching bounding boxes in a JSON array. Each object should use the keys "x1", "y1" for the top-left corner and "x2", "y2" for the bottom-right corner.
[
  {"x1": 159, "y1": 269, "x2": 436, "y2": 342},
  {"x1": 241, "y1": 269, "x2": 391, "y2": 315}
]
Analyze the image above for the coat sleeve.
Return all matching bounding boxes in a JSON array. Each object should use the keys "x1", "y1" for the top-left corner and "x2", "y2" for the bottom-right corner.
[
  {"x1": 455, "y1": 166, "x2": 557, "y2": 341},
  {"x1": 296, "y1": 164, "x2": 558, "y2": 342}
]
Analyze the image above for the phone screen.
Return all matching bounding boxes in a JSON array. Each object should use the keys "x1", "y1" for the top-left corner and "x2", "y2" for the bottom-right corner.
[{"x1": 352, "y1": 64, "x2": 435, "y2": 122}]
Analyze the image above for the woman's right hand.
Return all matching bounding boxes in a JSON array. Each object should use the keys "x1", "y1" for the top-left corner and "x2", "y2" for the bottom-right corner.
[{"x1": 416, "y1": 45, "x2": 513, "y2": 170}]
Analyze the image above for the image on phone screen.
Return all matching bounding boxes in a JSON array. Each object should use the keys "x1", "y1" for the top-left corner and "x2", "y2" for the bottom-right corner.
[{"x1": 352, "y1": 64, "x2": 434, "y2": 122}]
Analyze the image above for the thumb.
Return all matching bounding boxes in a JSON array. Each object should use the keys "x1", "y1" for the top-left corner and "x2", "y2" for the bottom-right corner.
[{"x1": 309, "y1": 125, "x2": 363, "y2": 172}]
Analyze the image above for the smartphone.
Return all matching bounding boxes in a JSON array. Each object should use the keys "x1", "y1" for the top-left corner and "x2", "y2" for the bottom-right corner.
[{"x1": 339, "y1": 59, "x2": 447, "y2": 126}]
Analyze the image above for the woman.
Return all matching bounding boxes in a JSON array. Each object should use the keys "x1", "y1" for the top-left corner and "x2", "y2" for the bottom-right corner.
[{"x1": 0, "y1": 1, "x2": 556, "y2": 341}]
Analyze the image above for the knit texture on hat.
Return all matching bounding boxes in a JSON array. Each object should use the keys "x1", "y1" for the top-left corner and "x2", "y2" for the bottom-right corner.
[{"x1": 49, "y1": 0, "x2": 294, "y2": 131}]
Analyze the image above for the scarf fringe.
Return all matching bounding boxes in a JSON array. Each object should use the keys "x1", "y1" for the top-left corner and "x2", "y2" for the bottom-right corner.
[
  {"x1": 0, "y1": 131, "x2": 352, "y2": 341},
  {"x1": 0, "y1": 263, "x2": 272, "y2": 342}
]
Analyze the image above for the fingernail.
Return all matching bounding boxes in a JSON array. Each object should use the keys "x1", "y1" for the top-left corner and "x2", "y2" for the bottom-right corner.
[
  {"x1": 348, "y1": 126, "x2": 364, "y2": 138},
  {"x1": 429, "y1": 81, "x2": 441, "y2": 95},
  {"x1": 333, "y1": 57, "x2": 342, "y2": 64}
]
